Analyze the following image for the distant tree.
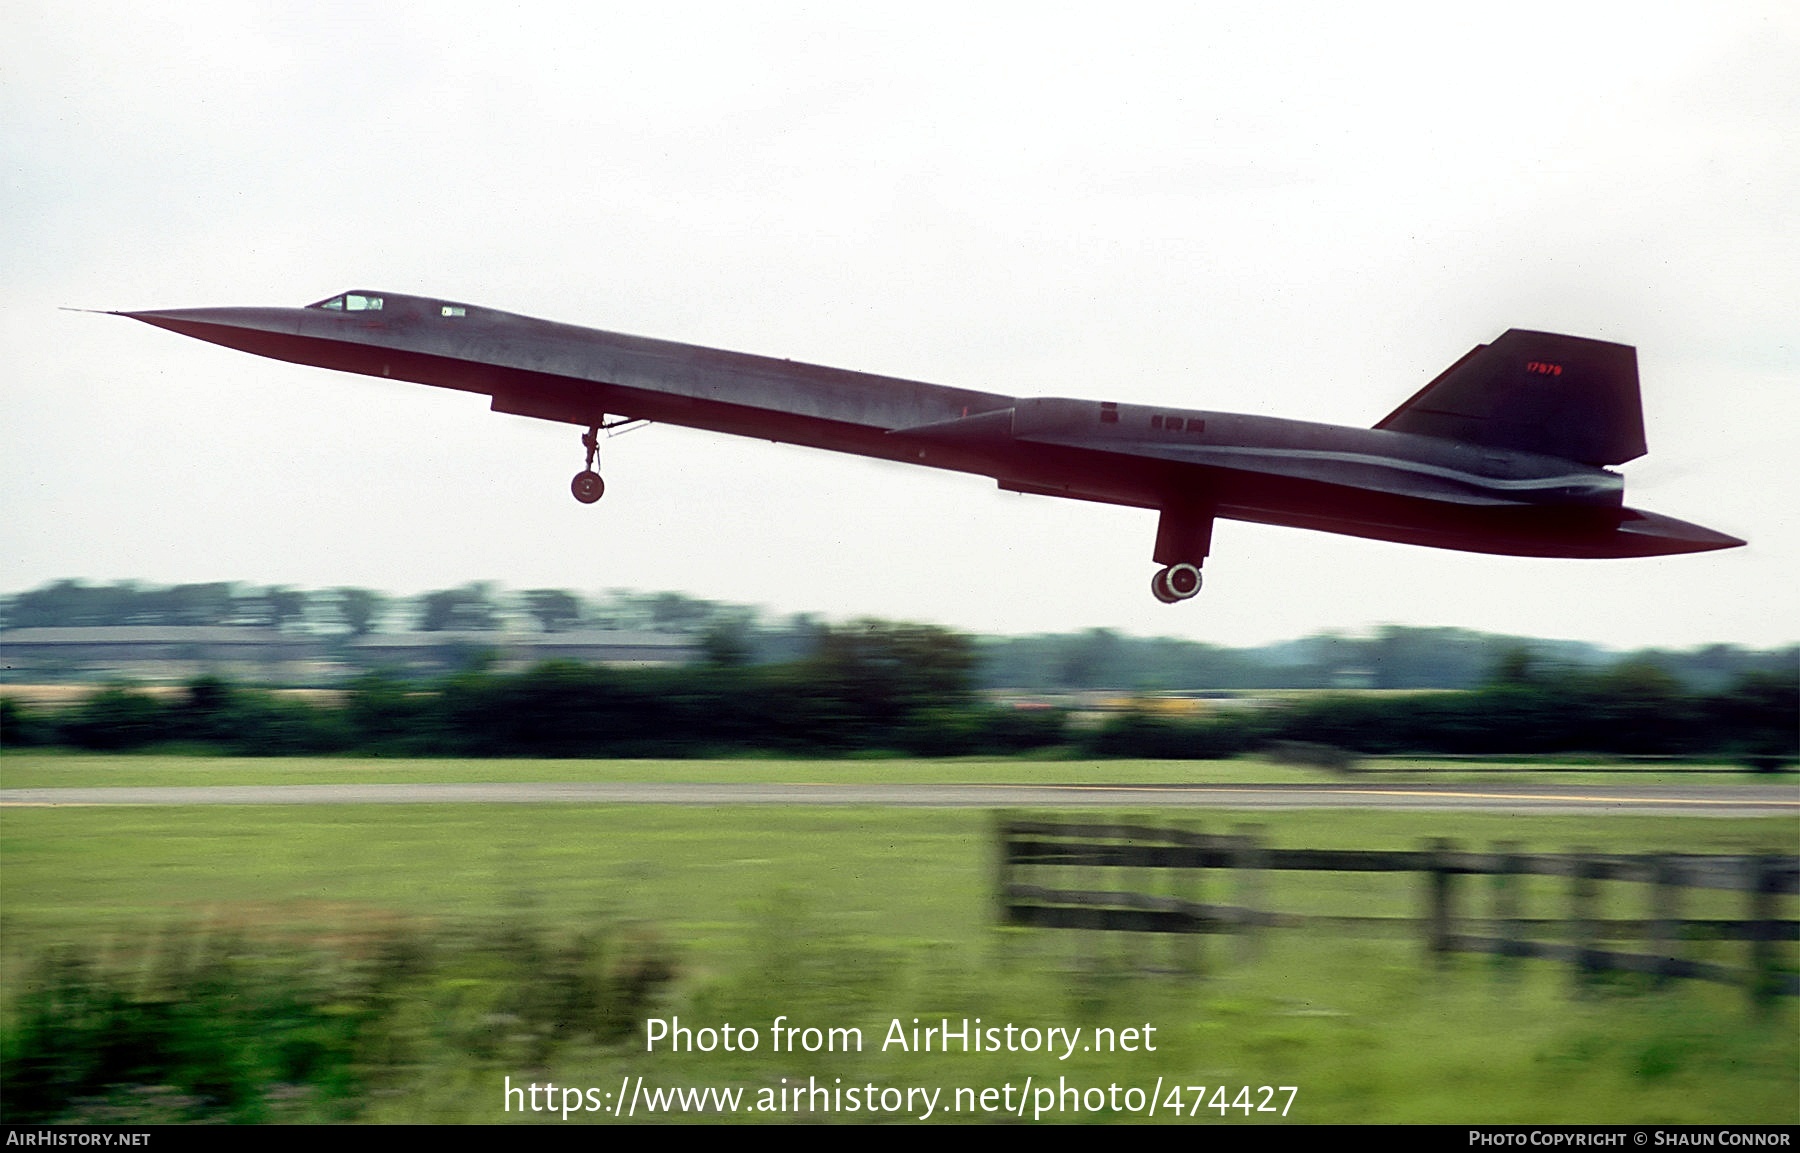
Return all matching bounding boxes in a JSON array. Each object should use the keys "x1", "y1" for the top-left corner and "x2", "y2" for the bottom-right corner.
[
  {"x1": 808, "y1": 620, "x2": 978, "y2": 731},
  {"x1": 333, "y1": 588, "x2": 386, "y2": 636},
  {"x1": 160, "y1": 582, "x2": 237, "y2": 625},
  {"x1": 177, "y1": 675, "x2": 237, "y2": 744},
  {"x1": 521, "y1": 589, "x2": 584, "y2": 632},
  {"x1": 1487, "y1": 645, "x2": 1540, "y2": 689},
  {"x1": 1055, "y1": 628, "x2": 1123, "y2": 688},
  {"x1": 99, "y1": 583, "x2": 147, "y2": 624},
  {"x1": 644, "y1": 592, "x2": 717, "y2": 632},
  {"x1": 0, "y1": 697, "x2": 49, "y2": 746},
  {"x1": 700, "y1": 619, "x2": 752, "y2": 667},
  {"x1": 61, "y1": 687, "x2": 166, "y2": 750},
  {"x1": 3, "y1": 580, "x2": 134, "y2": 628},
  {"x1": 345, "y1": 671, "x2": 433, "y2": 750},
  {"x1": 229, "y1": 585, "x2": 307, "y2": 629},
  {"x1": 783, "y1": 613, "x2": 827, "y2": 657},
  {"x1": 1369, "y1": 626, "x2": 1492, "y2": 689},
  {"x1": 1586, "y1": 658, "x2": 1690, "y2": 753},
  {"x1": 267, "y1": 586, "x2": 307, "y2": 629},
  {"x1": 1703, "y1": 669, "x2": 1799, "y2": 771},
  {"x1": 418, "y1": 583, "x2": 501, "y2": 631}
]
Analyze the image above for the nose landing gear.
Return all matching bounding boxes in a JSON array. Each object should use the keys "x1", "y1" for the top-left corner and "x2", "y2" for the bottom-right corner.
[
  {"x1": 571, "y1": 425, "x2": 604, "y2": 504},
  {"x1": 567, "y1": 417, "x2": 651, "y2": 503}
]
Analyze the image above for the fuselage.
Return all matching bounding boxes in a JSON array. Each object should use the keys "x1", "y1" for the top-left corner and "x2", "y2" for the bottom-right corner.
[{"x1": 121, "y1": 290, "x2": 1744, "y2": 564}]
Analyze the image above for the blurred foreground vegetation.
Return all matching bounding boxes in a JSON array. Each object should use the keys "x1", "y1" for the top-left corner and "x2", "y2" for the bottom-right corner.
[
  {"x1": 3, "y1": 802, "x2": 1794, "y2": 1123},
  {"x1": 6, "y1": 915, "x2": 1793, "y2": 1124},
  {"x1": 1, "y1": 919, "x2": 674, "y2": 1122}
]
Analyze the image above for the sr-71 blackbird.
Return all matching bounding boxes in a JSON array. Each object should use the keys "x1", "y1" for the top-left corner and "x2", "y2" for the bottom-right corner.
[{"x1": 119, "y1": 290, "x2": 1743, "y2": 603}]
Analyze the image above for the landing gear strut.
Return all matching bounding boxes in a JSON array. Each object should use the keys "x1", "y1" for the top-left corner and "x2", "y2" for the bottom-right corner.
[{"x1": 571, "y1": 425, "x2": 605, "y2": 504}]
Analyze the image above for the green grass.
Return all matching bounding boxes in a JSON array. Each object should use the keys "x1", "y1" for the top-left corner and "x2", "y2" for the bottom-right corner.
[
  {"x1": 0, "y1": 750, "x2": 1784, "y2": 790},
  {"x1": 2, "y1": 756, "x2": 1795, "y2": 1123},
  {"x1": 5, "y1": 802, "x2": 1792, "y2": 948}
]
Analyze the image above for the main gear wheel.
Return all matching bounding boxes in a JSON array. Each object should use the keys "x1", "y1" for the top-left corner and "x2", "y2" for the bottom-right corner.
[{"x1": 1151, "y1": 563, "x2": 1203, "y2": 603}]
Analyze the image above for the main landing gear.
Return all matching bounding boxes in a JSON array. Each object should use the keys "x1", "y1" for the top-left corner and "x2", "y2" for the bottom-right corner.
[
  {"x1": 571, "y1": 425, "x2": 605, "y2": 504},
  {"x1": 1150, "y1": 503, "x2": 1214, "y2": 604},
  {"x1": 1151, "y1": 563, "x2": 1203, "y2": 604}
]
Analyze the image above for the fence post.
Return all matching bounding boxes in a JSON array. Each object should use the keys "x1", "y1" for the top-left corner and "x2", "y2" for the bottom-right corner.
[
  {"x1": 1749, "y1": 855, "x2": 1780, "y2": 1011},
  {"x1": 1426, "y1": 837, "x2": 1457, "y2": 967},
  {"x1": 1122, "y1": 814, "x2": 1147, "y2": 973},
  {"x1": 993, "y1": 811, "x2": 1017, "y2": 967},
  {"x1": 1650, "y1": 853, "x2": 1682, "y2": 989},
  {"x1": 1571, "y1": 847, "x2": 1600, "y2": 995},
  {"x1": 1493, "y1": 841, "x2": 1523, "y2": 978},
  {"x1": 1174, "y1": 818, "x2": 1202, "y2": 977},
  {"x1": 1234, "y1": 824, "x2": 1266, "y2": 965},
  {"x1": 1076, "y1": 819, "x2": 1099, "y2": 974}
]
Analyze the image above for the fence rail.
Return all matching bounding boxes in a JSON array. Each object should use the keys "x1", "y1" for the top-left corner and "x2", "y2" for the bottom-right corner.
[{"x1": 996, "y1": 816, "x2": 1799, "y2": 1004}]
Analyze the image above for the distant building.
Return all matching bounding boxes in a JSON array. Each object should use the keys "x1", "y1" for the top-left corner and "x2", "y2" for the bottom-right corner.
[
  {"x1": 0, "y1": 627, "x2": 328, "y2": 684},
  {"x1": 1, "y1": 626, "x2": 698, "y2": 684},
  {"x1": 346, "y1": 630, "x2": 698, "y2": 676}
]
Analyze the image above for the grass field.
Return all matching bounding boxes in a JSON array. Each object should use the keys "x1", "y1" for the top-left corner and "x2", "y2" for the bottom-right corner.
[
  {"x1": 1, "y1": 753, "x2": 1795, "y2": 1124},
  {"x1": 0, "y1": 750, "x2": 1784, "y2": 790}
]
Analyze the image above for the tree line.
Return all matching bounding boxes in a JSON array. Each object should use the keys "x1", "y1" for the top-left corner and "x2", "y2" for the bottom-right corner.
[
  {"x1": 3, "y1": 579, "x2": 1794, "y2": 693},
  {"x1": 3, "y1": 629, "x2": 1791, "y2": 768}
]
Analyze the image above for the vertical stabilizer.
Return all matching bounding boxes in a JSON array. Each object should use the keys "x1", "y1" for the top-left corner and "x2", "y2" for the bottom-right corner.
[{"x1": 1375, "y1": 330, "x2": 1646, "y2": 465}]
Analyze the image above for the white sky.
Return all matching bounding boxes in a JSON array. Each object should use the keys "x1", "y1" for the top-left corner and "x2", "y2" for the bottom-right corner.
[{"x1": 3, "y1": 2, "x2": 1795, "y2": 648}]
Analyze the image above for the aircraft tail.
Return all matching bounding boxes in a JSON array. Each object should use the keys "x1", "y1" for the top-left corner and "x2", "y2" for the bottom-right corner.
[{"x1": 1375, "y1": 330, "x2": 1647, "y2": 465}]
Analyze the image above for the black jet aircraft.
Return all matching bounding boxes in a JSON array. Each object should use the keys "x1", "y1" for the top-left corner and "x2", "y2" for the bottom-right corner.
[{"x1": 118, "y1": 290, "x2": 1743, "y2": 602}]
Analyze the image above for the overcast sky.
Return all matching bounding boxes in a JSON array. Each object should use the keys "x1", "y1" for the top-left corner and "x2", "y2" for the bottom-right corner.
[{"x1": 3, "y1": 2, "x2": 1795, "y2": 648}]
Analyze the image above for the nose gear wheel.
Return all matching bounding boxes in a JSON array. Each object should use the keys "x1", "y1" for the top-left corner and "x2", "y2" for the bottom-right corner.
[{"x1": 571, "y1": 425, "x2": 604, "y2": 504}]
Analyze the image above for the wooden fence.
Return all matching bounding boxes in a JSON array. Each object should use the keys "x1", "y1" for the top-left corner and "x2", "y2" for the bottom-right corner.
[{"x1": 995, "y1": 815, "x2": 1800, "y2": 1005}]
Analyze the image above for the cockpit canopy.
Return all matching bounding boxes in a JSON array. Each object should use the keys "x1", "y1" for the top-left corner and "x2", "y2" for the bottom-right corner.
[
  {"x1": 310, "y1": 291, "x2": 384, "y2": 312},
  {"x1": 307, "y1": 291, "x2": 470, "y2": 318}
]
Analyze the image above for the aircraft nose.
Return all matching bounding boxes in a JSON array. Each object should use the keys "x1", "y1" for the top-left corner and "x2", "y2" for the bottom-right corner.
[
  {"x1": 119, "y1": 305, "x2": 261, "y2": 330},
  {"x1": 114, "y1": 305, "x2": 303, "y2": 348}
]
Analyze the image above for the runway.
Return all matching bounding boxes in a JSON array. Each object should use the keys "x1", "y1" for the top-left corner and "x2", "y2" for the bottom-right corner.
[{"x1": 2, "y1": 781, "x2": 1796, "y2": 817}]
